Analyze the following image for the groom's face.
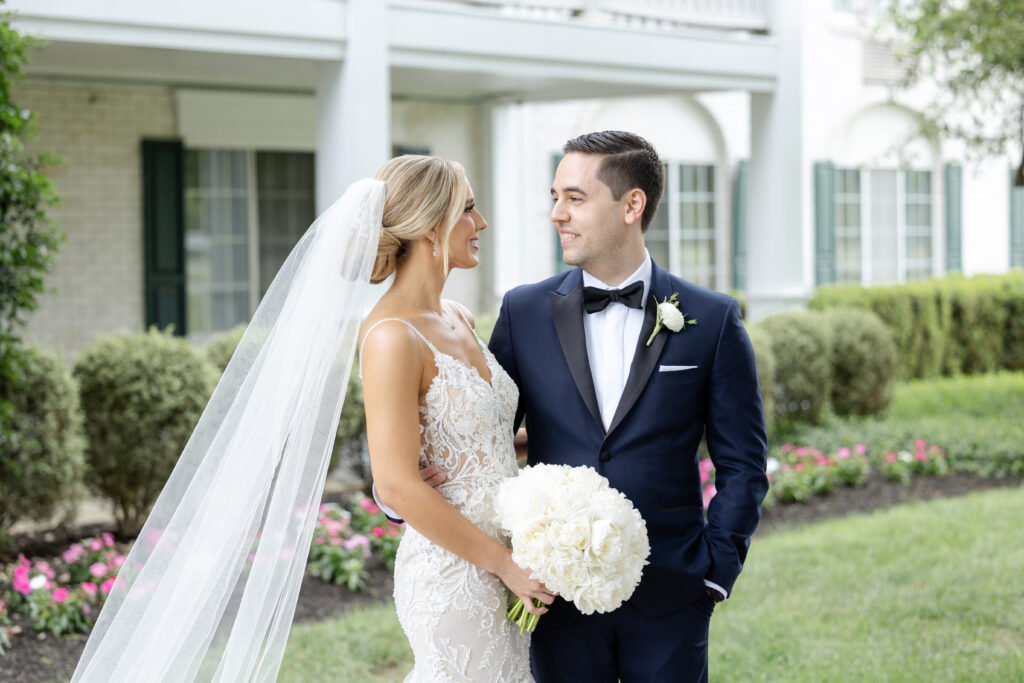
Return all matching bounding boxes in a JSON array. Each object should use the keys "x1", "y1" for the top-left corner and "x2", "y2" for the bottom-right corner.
[{"x1": 550, "y1": 152, "x2": 630, "y2": 276}]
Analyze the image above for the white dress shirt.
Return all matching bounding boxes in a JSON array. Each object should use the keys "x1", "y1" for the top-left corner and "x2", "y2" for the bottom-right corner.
[{"x1": 581, "y1": 252, "x2": 651, "y2": 431}]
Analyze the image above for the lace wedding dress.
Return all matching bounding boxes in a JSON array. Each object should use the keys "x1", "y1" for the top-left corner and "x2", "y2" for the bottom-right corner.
[{"x1": 362, "y1": 310, "x2": 533, "y2": 683}]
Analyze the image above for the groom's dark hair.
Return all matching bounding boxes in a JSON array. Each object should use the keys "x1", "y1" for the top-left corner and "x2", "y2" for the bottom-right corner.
[{"x1": 563, "y1": 131, "x2": 664, "y2": 232}]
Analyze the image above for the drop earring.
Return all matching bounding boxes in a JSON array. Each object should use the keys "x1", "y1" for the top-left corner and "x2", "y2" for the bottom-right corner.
[{"x1": 432, "y1": 238, "x2": 438, "y2": 257}]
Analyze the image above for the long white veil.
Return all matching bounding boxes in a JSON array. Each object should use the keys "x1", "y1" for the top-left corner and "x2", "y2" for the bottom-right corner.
[{"x1": 72, "y1": 178, "x2": 385, "y2": 682}]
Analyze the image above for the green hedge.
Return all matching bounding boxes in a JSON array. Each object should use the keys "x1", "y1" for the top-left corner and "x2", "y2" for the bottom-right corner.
[
  {"x1": 756, "y1": 311, "x2": 833, "y2": 432},
  {"x1": 811, "y1": 272, "x2": 1024, "y2": 379},
  {"x1": 74, "y1": 328, "x2": 217, "y2": 537},
  {"x1": 821, "y1": 308, "x2": 897, "y2": 417},
  {"x1": 0, "y1": 346, "x2": 85, "y2": 547}
]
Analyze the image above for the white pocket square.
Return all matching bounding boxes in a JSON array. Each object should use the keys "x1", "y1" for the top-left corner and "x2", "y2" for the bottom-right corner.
[{"x1": 658, "y1": 365, "x2": 697, "y2": 372}]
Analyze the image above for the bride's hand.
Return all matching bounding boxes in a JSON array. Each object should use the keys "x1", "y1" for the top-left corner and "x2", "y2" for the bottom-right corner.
[{"x1": 497, "y1": 552, "x2": 556, "y2": 616}]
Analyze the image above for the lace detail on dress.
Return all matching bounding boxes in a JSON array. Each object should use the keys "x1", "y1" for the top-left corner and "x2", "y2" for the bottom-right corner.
[{"x1": 362, "y1": 309, "x2": 532, "y2": 683}]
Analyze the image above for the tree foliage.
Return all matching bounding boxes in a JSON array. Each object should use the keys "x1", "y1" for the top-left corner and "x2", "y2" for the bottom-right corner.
[
  {"x1": 0, "y1": 3, "x2": 61, "y2": 442},
  {"x1": 886, "y1": 0, "x2": 1024, "y2": 184}
]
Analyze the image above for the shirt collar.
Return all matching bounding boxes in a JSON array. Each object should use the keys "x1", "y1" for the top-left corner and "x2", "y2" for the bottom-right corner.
[{"x1": 581, "y1": 250, "x2": 652, "y2": 304}]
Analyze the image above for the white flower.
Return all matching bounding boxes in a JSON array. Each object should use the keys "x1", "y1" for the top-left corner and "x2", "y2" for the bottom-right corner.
[
  {"x1": 659, "y1": 302, "x2": 685, "y2": 332},
  {"x1": 495, "y1": 464, "x2": 650, "y2": 617},
  {"x1": 29, "y1": 575, "x2": 47, "y2": 591},
  {"x1": 766, "y1": 457, "x2": 780, "y2": 475},
  {"x1": 897, "y1": 450, "x2": 913, "y2": 463}
]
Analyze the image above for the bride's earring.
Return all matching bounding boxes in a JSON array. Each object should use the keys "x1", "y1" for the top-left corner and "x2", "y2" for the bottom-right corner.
[{"x1": 432, "y1": 238, "x2": 438, "y2": 257}]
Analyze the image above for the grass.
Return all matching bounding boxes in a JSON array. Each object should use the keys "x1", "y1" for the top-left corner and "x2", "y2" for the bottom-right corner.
[
  {"x1": 710, "y1": 486, "x2": 1024, "y2": 681},
  {"x1": 280, "y1": 487, "x2": 1024, "y2": 682},
  {"x1": 279, "y1": 603, "x2": 412, "y2": 682}
]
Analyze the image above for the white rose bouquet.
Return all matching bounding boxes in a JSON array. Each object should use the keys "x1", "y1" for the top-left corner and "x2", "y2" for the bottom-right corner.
[{"x1": 493, "y1": 464, "x2": 651, "y2": 633}]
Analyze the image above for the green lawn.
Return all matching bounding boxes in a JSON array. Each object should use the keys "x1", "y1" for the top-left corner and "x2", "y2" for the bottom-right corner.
[{"x1": 280, "y1": 487, "x2": 1024, "y2": 682}]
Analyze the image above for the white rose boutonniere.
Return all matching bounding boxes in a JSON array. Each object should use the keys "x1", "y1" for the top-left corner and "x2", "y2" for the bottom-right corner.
[{"x1": 645, "y1": 292, "x2": 696, "y2": 346}]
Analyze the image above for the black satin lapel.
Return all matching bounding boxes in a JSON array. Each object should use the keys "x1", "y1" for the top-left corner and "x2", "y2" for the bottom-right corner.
[
  {"x1": 607, "y1": 292, "x2": 669, "y2": 436},
  {"x1": 549, "y1": 288, "x2": 603, "y2": 430}
]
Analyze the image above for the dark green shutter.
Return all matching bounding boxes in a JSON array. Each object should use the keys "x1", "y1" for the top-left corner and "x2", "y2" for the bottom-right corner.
[
  {"x1": 732, "y1": 160, "x2": 748, "y2": 290},
  {"x1": 814, "y1": 162, "x2": 836, "y2": 285},
  {"x1": 1012, "y1": 168, "x2": 1024, "y2": 269},
  {"x1": 944, "y1": 163, "x2": 962, "y2": 272},
  {"x1": 552, "y1": 153, "x2": 571, "y2": 273},
  {"x1": 142, "y1": 139, "x2": 186, "y2": 335}
]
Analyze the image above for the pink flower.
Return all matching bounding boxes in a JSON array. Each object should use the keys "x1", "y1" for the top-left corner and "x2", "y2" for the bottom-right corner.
[
  {"x1": 855, "y1": 443, "x2": 867, "y2": 455},
  {"x1": 81, "y1": 582, "x2": 97, "y2": 597},
  {"x1": 780, "y1": 444, "x2": 795, "y2": 453},
  {"x1": 62, "y1": 544, "x2": 84, "y2": 564},
  {"x1": 836, "y1": 447, "x2": 851, "y2": 460},
  {"x1": 330, "y1": 538, "x2": 345, "y2": 546},
  {"x1": 88, "y1": 538, "x2": 104, "y2": 552},
  {"x1": 782, "y1": 463, "x2": 792, "y2": 472},
  {"x1": 36, "y1": 562, "x2": 55, "y2": 579},
  {"x1": 358, "y1": 498, "x2": 380, "y2": 515},
  {"x1": 89, "y1": 562, "x2": 108, "y2": 578},
  {"x1": 112, "y1": 555, "x2": 125, "y2": 568},
  {"x1": 702, "y1": 484, "x2": 717, "y2": 509},
  {"x1": 699, "y1": 458, "x2": 714, "y2": 473},
  {"x1": 318, "y1": 503, "x2": 329, "y2": 513},
  {"x1": 102, "y1": 532, "x2": 116, "y2": 548},
  {"x1": 388, "y1": 527, "x2": 401, "y2": 536},
  {"x1": 700, "y1": 469, "x2": 710, "y2": 484},
  {"x1": 12, "y1": 569, "x2": 31, "y2": 596},
  {"x1": 52, "y1": 588, "x2": 69, "y2": 603},
  {"x1": 371, "y1": 527, "x2": 386, "y2": 538},
  {"x1": 327, "y1": 526, "x2": 340, "y2": 538},
  {"x1": 885, "y1": 452, "x2": 897, "y2": 464},
  {"x1": 914, "y1": 439, "x2": 926, "y2": 450},
  {"x1": 344, "y1": 535, "x2": 371, "y2": 556},
  {"x1": 314, "y1": 537, "x2": 327, "y2": 545},
  {"x1": 100, "y1": 577, "x2": 115, "y2": 595},
  {"x1": 814, "y1": 455, "x2": 828, "y2": 466},
  {"x1": 795, "y1": 463, "x2": 806, "y2": 472},
  {"x1": 82, "y1": 603, "x2": 91, "y2": 615},
  {"x1": 915, "y1": 451, "x2": 929, "y2": 462}
]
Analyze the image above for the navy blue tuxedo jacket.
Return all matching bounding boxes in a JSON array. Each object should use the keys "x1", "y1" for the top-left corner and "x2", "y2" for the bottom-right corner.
[{"x1": 488, "y1": 263, "x2": 768, "y2": 618}]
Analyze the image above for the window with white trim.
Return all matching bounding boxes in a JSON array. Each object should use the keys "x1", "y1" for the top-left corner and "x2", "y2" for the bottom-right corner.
[
  {"x1": 184, "y1": 149, "x2": 315, "y2": 336},
  {"x1": 645, "y1": 163, "x2": 718, "y2": 289},
  {"x1": 832, "y1": 167, "x2": 932, "y2": 285}
]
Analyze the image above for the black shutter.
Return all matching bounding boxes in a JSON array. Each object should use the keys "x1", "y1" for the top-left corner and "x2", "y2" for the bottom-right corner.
[{"x1": 142, "y1": 139, "x2": 186, "y2": 335}]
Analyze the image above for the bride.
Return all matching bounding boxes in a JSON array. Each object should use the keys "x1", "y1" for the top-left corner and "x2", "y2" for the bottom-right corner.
[
  {"x1": 360, "y1": 155, "x2": 551, "y2": 682},
  {"x1": 71, "y1": 154, "x2": 549, "y2": 682}
]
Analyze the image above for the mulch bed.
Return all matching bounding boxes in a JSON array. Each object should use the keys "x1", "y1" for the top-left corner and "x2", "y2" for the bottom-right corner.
[{"x1": 2, "y1": 475, "x2": 1021, "y2": 682}]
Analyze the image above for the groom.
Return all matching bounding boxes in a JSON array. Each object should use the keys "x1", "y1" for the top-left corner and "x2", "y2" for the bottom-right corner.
[{"x1": 487, "y1": 131, "x2": 768, "y2": 682}]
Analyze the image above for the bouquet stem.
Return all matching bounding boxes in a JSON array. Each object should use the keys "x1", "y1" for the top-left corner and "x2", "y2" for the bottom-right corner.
[{"x1": 506, "y1": 597, "x2": 546, "y2": 634}]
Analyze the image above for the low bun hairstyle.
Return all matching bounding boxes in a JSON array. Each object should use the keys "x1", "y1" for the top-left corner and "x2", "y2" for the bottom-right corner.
[{"x1": 370, "y1": 155, "x2": 469, "y2": 284}]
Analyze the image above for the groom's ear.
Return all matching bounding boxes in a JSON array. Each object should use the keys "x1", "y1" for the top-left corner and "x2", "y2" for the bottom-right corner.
[{"x1": 623, "y1": 188, "x2": 647, "y2": 227}]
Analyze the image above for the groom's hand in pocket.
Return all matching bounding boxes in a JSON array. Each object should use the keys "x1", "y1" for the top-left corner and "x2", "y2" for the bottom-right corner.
[{"x1": 419, "y1": 465, "x2": 447, "y2": 488}]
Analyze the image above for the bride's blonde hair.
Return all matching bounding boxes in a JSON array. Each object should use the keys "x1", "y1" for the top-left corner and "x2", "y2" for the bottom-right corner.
[{"x1": 371, "y1": 155, "x2": 468, "y2": 284}]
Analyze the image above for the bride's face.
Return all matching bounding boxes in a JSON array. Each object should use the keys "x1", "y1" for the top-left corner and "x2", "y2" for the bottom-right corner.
[{"x1": 446, "y1": 184, "x2": 487, "y2": 270}]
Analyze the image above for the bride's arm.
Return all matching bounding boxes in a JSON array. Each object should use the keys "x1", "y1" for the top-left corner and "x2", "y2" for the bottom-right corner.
[{"x1": 362, "y1": 321, "x2": 553, "y2": 615}]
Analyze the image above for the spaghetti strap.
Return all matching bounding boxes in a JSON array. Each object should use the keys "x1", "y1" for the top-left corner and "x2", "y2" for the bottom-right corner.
[{"x1": 360, "y1": 317, "x2": 440, "y2": 366}]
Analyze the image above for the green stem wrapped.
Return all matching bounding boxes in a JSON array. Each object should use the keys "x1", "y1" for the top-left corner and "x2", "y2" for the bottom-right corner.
[{"x1": 506, "y1": 597, "x2": 546, "y2": 634}]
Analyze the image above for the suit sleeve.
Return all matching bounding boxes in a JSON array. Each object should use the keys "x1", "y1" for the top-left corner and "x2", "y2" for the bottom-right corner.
[
  {"x1": 487, "y1": 290, "x2": 526, "y2": 433},
  {"x1": 703, "y1": 299, "x2": 769, "y2": 594}
]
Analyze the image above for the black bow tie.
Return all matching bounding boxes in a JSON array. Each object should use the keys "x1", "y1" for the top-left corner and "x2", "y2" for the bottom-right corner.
[{"x1": 582, "y1": 281, "x2": 645, "y2": 314}]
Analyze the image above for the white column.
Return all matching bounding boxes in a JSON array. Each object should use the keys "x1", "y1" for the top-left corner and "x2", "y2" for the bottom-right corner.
[
  {"x1": 490, "y1": 102, "x2": 528, "y2": 298},
  {"x1": 746, "y1": 0, "x2": 809, "y2": 321},
  {"x1": 316, "y1": 0, "x2": 390, "y2": 212}
]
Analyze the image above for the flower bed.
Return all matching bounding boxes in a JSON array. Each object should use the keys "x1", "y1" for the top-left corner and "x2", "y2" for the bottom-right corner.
[{"x1": 702, "y1": 439, "x2": 950, "y2": 509}]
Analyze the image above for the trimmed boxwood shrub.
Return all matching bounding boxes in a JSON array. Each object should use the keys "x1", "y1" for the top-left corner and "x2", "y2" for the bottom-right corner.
[
  {"x1": 758, "y1": 311, "x2": 832, "y2": 432},
  {"x1": 745, "y1": 324, "x2": 776, "y2": 433},
  {"x1": 811, "y1": 272, "x2": 1024, "y2": 379},
  {"x1": 203, "y1": 323, "x2": 246, "y2": 372},
  {"x1": 821, "y1": 307, "x2": 897, "y2": 417},
  {"x1": 74, "y1": 328, "x2": 218, "y2": 536},
  {"x1": 0, "y1": 346, "x2": 85, "y2": 548}
]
